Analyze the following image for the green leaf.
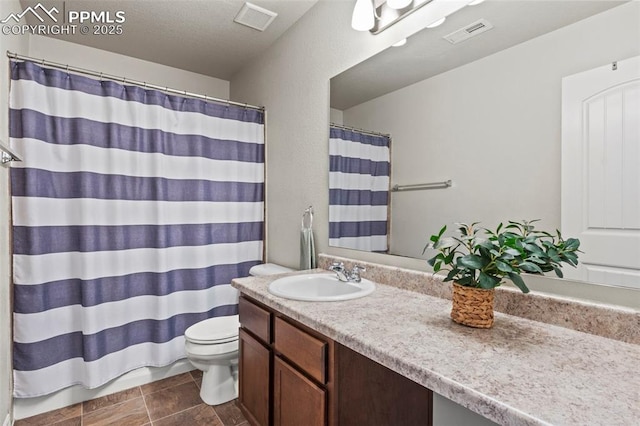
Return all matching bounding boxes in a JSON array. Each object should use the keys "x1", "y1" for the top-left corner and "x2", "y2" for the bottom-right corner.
[
  {"x1": 456, "y1": 276, "x2": 474, "y2": 286},
  {"x1": 520, "y1": 262, "x2": 544, "y2": 274},
  {"x1": 508, "y1": 272, "x2": 530, "y2": 293},
  {"x1": 564, "y1": 254, "x2": 579, "y2": 266},
  {"x1": 553, "y1": 266, "x2": 564, "y2": 278},
  {"x1": 434, "y1": 237, "x2": 458, "y2": 249},
  {"x1": 495, "y1": 260, "x2": 513, "y2": 273},
  {"x1": 564, "y1": 238, "x2": 580, "y2": 250},
  {"x1": 524, "y1": 243, "x2": 543, "y2": 254},
  {"x1": 445, "y1": 269, "x2": 459, "y2": 282},
  {"x1": 458, "y1": 254, "x2": 485, "y2": 270},
  {"x1": 478, "y1": 271, "x2": 500, "y2": 289},
  {"x1": 505, "y1": 248, "x2": 521, "y2": 257}
]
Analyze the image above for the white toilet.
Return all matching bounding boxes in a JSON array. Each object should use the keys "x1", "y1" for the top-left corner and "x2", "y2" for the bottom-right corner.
[{"x1": 184, "y1": 263, "x2": 293, "y2": 405}]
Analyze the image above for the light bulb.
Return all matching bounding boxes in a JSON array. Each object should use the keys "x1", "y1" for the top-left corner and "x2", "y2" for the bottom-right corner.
[
  {"x1": 426, "y1": 17, "x2": 446, "y2": 28},
  {"x1": 387, "y1": 0, "x2": 413, "y2": 10},
  {"x1": 352, "y1": 0, "x2": 375, "y2": 31}
]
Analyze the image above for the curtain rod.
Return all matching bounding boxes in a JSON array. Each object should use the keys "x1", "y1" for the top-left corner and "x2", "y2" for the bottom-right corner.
[
  {"x1": 6, "y1": 51, "x2": 264, "y2": 112},
  {"x1": 330, "y1": 122, "x2": 390, "y2": 138}
]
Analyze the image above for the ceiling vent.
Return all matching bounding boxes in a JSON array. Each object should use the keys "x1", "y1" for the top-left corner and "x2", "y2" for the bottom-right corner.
[
  {"x1": 443, "y1": 19, "x2": 493, "y2": 44},
  {"x1": 233, "y1": 2, "x2": 278, "y2": 32}
]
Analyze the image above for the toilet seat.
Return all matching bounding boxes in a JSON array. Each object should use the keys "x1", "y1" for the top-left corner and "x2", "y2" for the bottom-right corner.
[{"x1": 185, "y1": 315, "x2": 240, "y2": 344}]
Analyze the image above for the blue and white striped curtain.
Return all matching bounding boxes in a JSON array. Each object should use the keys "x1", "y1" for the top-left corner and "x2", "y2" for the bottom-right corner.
[
  {"x1": 329, "y1": 126, "x2": 390, "y2": 252},
  {"x1": 9, "y1": 60, "x2": 264, "y2": 397}
]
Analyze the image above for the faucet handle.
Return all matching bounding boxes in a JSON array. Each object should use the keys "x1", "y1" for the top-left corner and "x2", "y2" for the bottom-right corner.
[
  {"x1": 330, "y1": 262, "x2": 345, "y2": 270},
  {"x1": 349, "y1": 265, "x2": 366, "y2": 282}
]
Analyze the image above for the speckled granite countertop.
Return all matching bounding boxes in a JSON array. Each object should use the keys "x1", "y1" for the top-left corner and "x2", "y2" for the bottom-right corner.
[{"x1": 232, "y1": 270, "x2": 640, "y2": 426}]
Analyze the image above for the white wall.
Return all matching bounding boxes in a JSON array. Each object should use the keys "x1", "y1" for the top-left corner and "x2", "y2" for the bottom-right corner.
[
  {"x1": 27, "y1": 36, "x2": 230, "y2": 98},
  {"x1": 0, "y1": 1, "x2": 29, "y2": 423},
  {"x1": 342, "y1": 1, "x2": 640, "y2": 258}
]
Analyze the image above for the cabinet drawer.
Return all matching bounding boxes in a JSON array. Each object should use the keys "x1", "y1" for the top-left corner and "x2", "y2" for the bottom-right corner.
[
  {"x1": 239, "y1": 296, "x2": 271, "y2": 344},
  {"x1": 274, "y1": 317, "x2": 327, "y2": 383}
]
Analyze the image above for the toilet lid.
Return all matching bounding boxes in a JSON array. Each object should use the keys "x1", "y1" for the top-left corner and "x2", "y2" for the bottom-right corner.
[{"x1": 185, "y1": 315, "x2": 240, "y2": 344}]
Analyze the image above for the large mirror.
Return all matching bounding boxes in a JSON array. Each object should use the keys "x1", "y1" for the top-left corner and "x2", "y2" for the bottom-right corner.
[{"x1": 329, "y1": 0, "x2": 639, "y2": 290}]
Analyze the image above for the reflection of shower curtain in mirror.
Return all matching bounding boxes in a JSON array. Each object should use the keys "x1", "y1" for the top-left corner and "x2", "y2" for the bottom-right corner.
[{"x1": 329, "y1": 126, "x2": 390, "y2": 252}]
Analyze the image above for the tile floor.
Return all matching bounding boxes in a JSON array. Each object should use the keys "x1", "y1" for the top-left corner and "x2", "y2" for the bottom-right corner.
[{"x1": 14, "y1": 371, "x2": 248, "y2": 426}]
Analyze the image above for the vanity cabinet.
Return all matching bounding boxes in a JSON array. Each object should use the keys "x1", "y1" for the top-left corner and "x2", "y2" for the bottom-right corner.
[{"x1": 238, "y1": 295, "x2": 432, "y2": 426}]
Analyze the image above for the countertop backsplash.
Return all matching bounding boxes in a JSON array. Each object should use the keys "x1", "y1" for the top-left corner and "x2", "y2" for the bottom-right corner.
[{"x1": 318, "y1": 254, "x2": 639, "y2": 344}]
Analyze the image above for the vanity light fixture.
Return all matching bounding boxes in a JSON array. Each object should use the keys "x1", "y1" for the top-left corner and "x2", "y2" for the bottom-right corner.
[
  {"x1": 352, "y1": 0, "x2": 486, "y2": 34},
  {"x1": 351, "y1": 0, "x2": 376, "y2": 32}
]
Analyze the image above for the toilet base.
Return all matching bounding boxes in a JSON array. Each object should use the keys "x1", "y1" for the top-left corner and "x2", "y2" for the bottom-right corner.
[{"x1": 198, "y1": 361, "x2": 238, "y2": 406}]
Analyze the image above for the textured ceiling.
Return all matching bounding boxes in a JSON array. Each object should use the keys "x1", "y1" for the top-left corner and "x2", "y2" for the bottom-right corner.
[{"x1": 19, "y1": 0, "x2": 318, "y2": 80}]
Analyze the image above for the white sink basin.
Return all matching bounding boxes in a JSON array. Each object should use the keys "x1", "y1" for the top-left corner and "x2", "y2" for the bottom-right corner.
[{"x1": 268, "y1": 273, "x2": 376, "y2": 302}]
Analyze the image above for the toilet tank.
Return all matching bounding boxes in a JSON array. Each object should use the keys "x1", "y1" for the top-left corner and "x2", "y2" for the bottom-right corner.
[{"x1": 249, "y1": 263, "x2": 294, "y2": 277}]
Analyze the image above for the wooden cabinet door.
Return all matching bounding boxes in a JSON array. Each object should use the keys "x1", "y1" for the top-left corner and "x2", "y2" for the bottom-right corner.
[
  {"x1": 239, "y1": 329, "x2": 271, "y2": 426},
  {"x1": 274, "y1": 356, "x2": 326, "y2": 426}
]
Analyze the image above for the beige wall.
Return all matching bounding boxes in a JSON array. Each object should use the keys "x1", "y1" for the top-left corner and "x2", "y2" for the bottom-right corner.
[
  {"x1": 231, "y1": 0, "x2": 451, "y2": 270},
  {"x1": 342, "y1": 1, "x2": 640, "y2": 259}
]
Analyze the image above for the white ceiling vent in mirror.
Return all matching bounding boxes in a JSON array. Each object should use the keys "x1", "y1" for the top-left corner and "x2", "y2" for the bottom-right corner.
[
  {"x1": 233, "y1": 2, "x2": 278, "y2": 31},
  {"x1": 444, "y1": 18, "x2": 494, "y2": 44}
]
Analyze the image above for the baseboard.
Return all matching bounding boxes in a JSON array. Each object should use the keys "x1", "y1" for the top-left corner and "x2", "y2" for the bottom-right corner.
[
  {"x1": 13, "y1": 359, "x2": 194, "y2": 420},
  {"x1": 2, "y1": 413, "x2": 11, "y2": 426}
]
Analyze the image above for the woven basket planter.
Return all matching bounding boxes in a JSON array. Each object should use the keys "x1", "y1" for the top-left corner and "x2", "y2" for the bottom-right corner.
[{"x1": 451, "y1": 282, "x2": 495, "y2": 328}]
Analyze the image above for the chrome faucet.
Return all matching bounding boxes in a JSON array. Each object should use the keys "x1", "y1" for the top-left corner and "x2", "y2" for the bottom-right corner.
[{"x1": 329, "y1": 262, "x2": 367, "y2": 283}]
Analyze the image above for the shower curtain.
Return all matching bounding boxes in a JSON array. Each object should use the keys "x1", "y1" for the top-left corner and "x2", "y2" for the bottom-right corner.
[
  {"x1": 9, "y1": 60, "x2": 265, "y2": 397},
  {"x1": 329, "y1": 126, "x2": 390, "y2": 252}
]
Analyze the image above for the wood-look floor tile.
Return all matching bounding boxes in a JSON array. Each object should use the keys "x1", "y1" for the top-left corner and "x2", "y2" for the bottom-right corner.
[
  {"x1": 83, "y1": 397, "x2": 150, "y2": 426},
  {"x1": 140, "y1": 372, "x2": 193, "y2": 395},
  {"x1": 83, "y1": 386, "x2": 142, "y2": 413},
  {"x1": 214, "y1": 400, "x2": 247, "y2": 426},
  {"x1": 190, "y1": 369, "x2": 203, "y2": 388},
  {"x1": 14, "y1": 403, "x2": 81, "y2": 426},
  {"x1": 153, "y1": 404, "x2": 223, "y2": 426},
  {"x1": 144, "y1": 381, "x2": 203, "y2": 421}
]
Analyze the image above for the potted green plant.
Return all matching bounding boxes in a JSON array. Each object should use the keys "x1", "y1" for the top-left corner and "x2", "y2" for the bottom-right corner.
[{"x1": 424, "y1": 220, "x2": 580, "y2": 328}]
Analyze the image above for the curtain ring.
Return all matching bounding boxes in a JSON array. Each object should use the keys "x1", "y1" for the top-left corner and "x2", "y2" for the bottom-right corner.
[
  {"x1": 41, "y1": 58, "x2": 45, "y2": 65},
  {"x1": 99, "y1": 72, "x2": 103, "y2": 82},
  {"x1": 226, "y1": 100, "x2": 230, "y2": 109}
]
